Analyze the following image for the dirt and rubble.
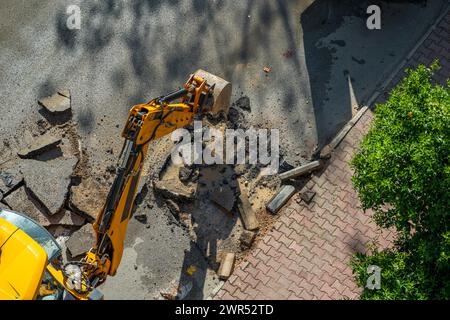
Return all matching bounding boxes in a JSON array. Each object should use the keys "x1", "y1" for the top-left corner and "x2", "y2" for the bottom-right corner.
[
  {"x1": 0, "y1": 87, "x2": 313, "y2": 299},
  {"x1": 0, "y1": 90, "x2": 98, "y2": 258}
]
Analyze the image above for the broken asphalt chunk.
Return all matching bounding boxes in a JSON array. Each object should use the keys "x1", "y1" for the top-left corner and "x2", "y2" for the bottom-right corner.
[
  {"x1": 2, "y1": 186, "x2": 83, "y2": 227},
  {"x1": 0, "y1": 167, "x2": 23, "y2": 196},
  {"x1": 211, "y1": 186, "x2": 235, "y2": 213},
  {"x1": 266, "y1": 185, "x2": 296, "y2": 214},
  {"x1": 278, "y1": 158, "x2": 295, "y2": 174},
  {"x1": 57, "y1": 89, "x2": 71, "y2": 99},
  {"x1": 38, "y1": 91, "x2": 71, "y2": 114},
  {"x1": 0, "y1": 201, "x2": 10, "y2": 210},
  {"x1": 134, "y1": 214, "x2": 147, "y2": 224},
  {"x1": 165, "y1": 199, "x2": 181, "y2": 216},
  {"x1": 17, "y1": 133, "x2": 61, "y2": 158},
  {"x1": 2, "y1": 186, "x2": 44, "y2": 222},
  {"x1": 70, "y1": 176, "x2": 108, "y2": 221},
  {"x1": 178, "y1": 166, "x2": 193, "y2": 183},
  {"x1": 234, "y1": 96, "x2": 251, "y2": 112},
  {"x1": 50, "y1": 210, "x2": 85, "y2": 227},
  {"x1": 239, "y1": 230, "x2": 256, "y2": 249},
  {"x1": 66, "y1": 224, "x2": 95, "y2": 257},
  {"x1": 21, "y1": 157, "x2": 78, "y2": 215},
  {"x1": 301, "y1": 189, "x2": 316, "y2": 204},
  {"x1": 153, "y1": 179, "x2": 196, "y2": 201}
]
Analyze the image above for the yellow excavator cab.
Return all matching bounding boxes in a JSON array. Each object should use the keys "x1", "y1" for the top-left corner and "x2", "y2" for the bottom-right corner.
[
  {"x1": 0, "y1": 209, "x2": 62, "y2": 300},
  {"x1": 0, "y1": 215, "x2": 48, "y2": 299}
]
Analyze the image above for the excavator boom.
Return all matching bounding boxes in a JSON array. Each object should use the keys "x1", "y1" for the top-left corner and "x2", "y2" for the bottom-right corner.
[{"x1": 62, "y1": 71, "x2": 231, "y2": 296}]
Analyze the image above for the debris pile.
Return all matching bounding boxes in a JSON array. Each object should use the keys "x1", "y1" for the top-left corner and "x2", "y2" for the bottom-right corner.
[
  {"x1": 0, "y1": 90, "x2": 108, "y2": 259},
  {"x1": 149, "y1": 95, "x2": 327, "y2": 296}
]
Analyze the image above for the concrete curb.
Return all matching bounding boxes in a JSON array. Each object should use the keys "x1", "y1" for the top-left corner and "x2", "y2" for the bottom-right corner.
[{"x1": 326, "y1": 106, "x2": 369, "y2": 152}]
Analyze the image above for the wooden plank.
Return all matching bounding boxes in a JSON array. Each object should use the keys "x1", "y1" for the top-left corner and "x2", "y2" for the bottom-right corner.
[
  {"x1": 237, "y1": 181, "x2": 259, "y2": 230},
  {"x1": 279, "y1": 161, "x2": 321, "y2": 180},
  {"x1": 218, "y1": 252, "x2": 235, "y2": 280}
]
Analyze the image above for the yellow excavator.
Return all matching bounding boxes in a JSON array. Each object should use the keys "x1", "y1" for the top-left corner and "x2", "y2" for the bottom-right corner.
[{"x1": 0, "y1": 70, "x2": 231, "y2": 300}]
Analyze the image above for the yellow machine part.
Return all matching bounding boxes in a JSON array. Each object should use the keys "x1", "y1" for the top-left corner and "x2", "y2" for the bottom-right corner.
[{"x1": 0, "y1": 217, "x2": 48, "y2": 300}]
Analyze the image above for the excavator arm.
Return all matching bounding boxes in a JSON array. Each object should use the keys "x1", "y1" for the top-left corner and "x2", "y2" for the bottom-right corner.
[
  {"x1": 57, "y1": 72, "x2": 231, "y2": 297},
  {"x1": 89, "y1": 74, "x2": 212, "y2": 279}
]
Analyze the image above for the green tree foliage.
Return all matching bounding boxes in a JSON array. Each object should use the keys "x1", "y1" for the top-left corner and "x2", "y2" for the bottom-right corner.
[{"x1": 350, "y1": 62, "x2": 450, "y2": 299}]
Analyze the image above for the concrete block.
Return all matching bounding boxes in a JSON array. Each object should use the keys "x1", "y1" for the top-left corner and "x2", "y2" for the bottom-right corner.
[{"x1": 266, "y1": 185, "x2": 296, "y2": 214}]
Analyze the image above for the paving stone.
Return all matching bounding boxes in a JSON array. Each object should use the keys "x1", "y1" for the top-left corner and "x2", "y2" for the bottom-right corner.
[{"x1": 218, "y1": 252, "x2": 235, "y2": 280}]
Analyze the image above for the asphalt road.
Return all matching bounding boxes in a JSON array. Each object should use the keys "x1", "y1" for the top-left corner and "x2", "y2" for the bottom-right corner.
[{"x1": 0, "y1": 0, "x2": 447, "y2": 299}]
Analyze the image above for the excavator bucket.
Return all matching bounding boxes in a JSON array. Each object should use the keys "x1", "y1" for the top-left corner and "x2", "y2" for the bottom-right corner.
[{"x1": 194, "y1": 69, "x2": 232, "y2": 116}]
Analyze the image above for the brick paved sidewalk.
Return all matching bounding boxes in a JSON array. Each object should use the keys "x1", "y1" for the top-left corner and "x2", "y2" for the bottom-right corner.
[{"x1": 215, "y1": 8, "x2": 450, "y2": 300}]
